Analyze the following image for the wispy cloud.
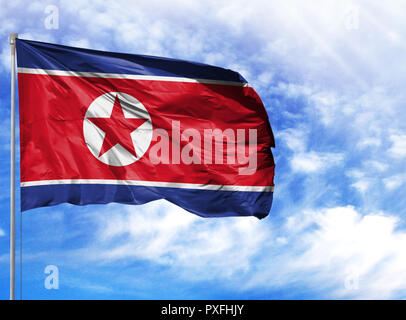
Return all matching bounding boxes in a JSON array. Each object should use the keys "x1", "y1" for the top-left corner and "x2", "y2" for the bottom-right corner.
[
  {"x1": 36, "y1": 202, "x2": 406, "y2": 299},
  {"x1": 290, "y1": 151, "x2": 344, "y2": 174},
  {"x1": 248, "y1": 206, "x2": 406, "y2": 299},
  {"x1": 388, "y1": 134, "x2": 406, "y2": 158}
]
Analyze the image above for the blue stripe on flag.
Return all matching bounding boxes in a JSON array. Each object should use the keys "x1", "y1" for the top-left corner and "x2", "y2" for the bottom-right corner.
[
  {"x1": 16, "y1": 39, "x2": 247, "y2": 83},
  {"x1": 21, "y1": 184, "x2": 272, "y2": 219}
]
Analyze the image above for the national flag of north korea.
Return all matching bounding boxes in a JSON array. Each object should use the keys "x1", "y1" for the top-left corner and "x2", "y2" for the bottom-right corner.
[{"x1": 16, "y1": 39, "x2": 275, "y2": 219}]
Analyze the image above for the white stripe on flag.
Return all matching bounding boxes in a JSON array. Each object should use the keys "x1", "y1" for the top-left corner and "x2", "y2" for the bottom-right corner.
[
  {"x1": 17, "y1": 67, "x2": 250, "y2": 87},
  {"x1": 20, "y1": 179, "x2": 274, "y2": 192}
]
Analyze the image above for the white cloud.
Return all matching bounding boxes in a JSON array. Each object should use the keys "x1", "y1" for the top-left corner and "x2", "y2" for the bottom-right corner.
[
  {"x1": 0, "y1": 228, "x2": 5, "y2": 237},
  {"x1": 311, "y1": 91, "x2": 340, "y2": 126},
  {"x1": 388, "y1": 134, "x2": 406, "y2": 158},
  {"x1": 85, "y1": 201, "x2": 270, "y2": 279},
  {"x1": 383, "y1": 174, "x2": 406, "y2": 190},
  {"x1": 291, "y1": 151, "x2": 344, "y2": 174},
  {"x1": 364, "y1": 160, "x2": 388, "y2": 172},
  {"x1": 246, "y1": 206, "x2": 406, "y2": 299},
  {"x1": 278, "y1": 128, "x2": 344, "y2": 174},
  {"x1": 277, "y1": 127, "x2": 308, "y2": 153},
  {"x1": 66, "y1": 203, "x2": 406, "y2": 299},
  {"x1": 357, "y1": 136, "x2": 382, "y2": 149},
  {"x1": 66, "y1": 38, "x2": 91, "y2": 49},
  {"x1": 351, "y1": 179, "x2": 371, "y2": 194}
]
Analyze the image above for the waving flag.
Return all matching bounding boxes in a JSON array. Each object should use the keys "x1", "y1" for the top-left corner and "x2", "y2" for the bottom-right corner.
[{"x1": 16, "y1": 39, "x2": 275, "y2": 218}]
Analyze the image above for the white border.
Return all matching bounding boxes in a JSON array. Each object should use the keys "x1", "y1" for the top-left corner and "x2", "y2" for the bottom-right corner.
[
  {"x1": 20, "y1": 179, "x2": 274, "y2": 192},
  {"x1": 18, "y1": 67, "x2": 250, "y2": 87}
]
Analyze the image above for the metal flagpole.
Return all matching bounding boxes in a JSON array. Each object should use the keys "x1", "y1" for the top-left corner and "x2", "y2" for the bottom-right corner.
[{"x1": 9, "y1": 33, "x2": 18, "y2": 301}]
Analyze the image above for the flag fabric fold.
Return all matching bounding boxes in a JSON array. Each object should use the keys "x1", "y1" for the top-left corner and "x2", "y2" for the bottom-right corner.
[{"x1": 16, "y1": 39, "x2": 275, "y2": 219}]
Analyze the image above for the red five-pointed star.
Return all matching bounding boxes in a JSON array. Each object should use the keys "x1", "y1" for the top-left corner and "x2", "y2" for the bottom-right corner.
[{"x1": 88, "y1": 94, "x2": 148, "y2": 158}]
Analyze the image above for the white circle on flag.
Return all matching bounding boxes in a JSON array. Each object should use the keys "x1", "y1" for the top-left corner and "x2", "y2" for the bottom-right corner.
[{"x1": 83, "y1": 92, "x2": 153, "y2": 166}]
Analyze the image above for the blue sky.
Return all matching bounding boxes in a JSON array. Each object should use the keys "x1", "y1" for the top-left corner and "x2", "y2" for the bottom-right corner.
[{"x1": 1, "y1": 0, "x2": 406, "y2": 299}]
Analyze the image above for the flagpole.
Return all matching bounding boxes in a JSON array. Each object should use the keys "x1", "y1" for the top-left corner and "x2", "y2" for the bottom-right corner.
[{"x1": 9, "y1": 33, "x2": 18, "y2": 301}]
